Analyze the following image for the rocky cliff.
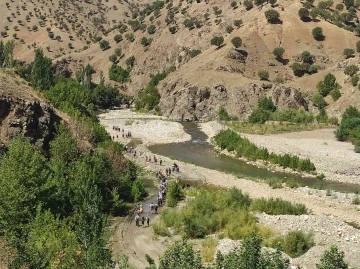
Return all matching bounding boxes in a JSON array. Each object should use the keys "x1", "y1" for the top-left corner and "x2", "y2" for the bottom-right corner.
[
  {"x1": 159, "y1": 79, "x2": 309, "y2": 121},
  {"x1": 0, "y1": 72, "x2": 61, "y2": 153}
]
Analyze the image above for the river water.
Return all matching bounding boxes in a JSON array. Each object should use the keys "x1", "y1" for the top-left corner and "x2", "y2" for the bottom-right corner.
[{"x1": 146, "y1": 122, "x2": 360, "y2": 193}]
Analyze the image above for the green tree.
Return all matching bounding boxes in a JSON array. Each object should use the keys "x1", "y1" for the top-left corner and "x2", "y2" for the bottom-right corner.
[
  {"x1": 30, "y1": 48, "x2": 54, "y2": 91},
  {"x1": 114, "y1": 34, "x2": 123, "y2": 43},
  {"x1": 301, "y1": 51, "x2": 313, "y2": 64},
  {"x1": 109, "y1": 54, "x2": 117, "y2": 63},
  {"x1": 211, "y1": 35, "x2": 224, "y2": 48},
  {"x1": 356, "y1": 40, "x2": 360, "y2": 52},
  {"x1": 344, "y1": 0, "x2": 355, "y2": 9},
  {"x1": 330, "y1": 88, "x2": 341, "y2": 101},
  {"x1": 234, "y1": 19, "x2": 243, "y2": 28},
  {"x1": 147, "y1": 24, "x2": 156, "y2": 34},
  {"x1": 312, "y1": 93, "x2": 327, "y2": 109},
  {"x1": 317, "y1": 73, "x2": 338, "y2": 96},
  {"x1": 167, "y1": 181, "x2": 184, "y2": 207},
  {"x1": 109, "y1": 65, "x2": 130, "y2": 83},
  {"x1": 269, "y1": 0, "x2": 277, "y2": 7},
  {"x1": 231, "y1": 36, "x2": 242, "y2": 49},
  {"x1": 312, "y1": 27, "x2": 324, "y2": 41},
  {"x1": 126, "y1": 56, "x2": 135, "y2": 68},
  {"x1": 99, "y1": 40, "x2": 110, "y2": 50},
  {"x1": 272, "y1": 47, "x2": 285, "y2": 60},
  {"x1": 298, "y1": 8, "x2": 310, "y2": 20},
  {"x1": 158, "y1": 240, "x2": 202, "y2": 269},
  {"x1": 336, "y1": 3, "x2": 344, "y2": 10},
  {"x1": 258, "y1": 97, "x2": 276, "y2": 112},
  {"x1": 244, "y1": 0, "x2": 254, "y2": 10},
  {"x1": 316, "y1": 245, "x2": 348, "y2": 269},
  {"x1": 115, "y1": 48, "x2": 122, "y2": 57},
  {"x1": 265, "y1": 9, "x2": 280, "y2": 23}
]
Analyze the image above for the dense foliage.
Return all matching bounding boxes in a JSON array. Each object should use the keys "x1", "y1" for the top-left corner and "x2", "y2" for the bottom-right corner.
[
  {"x1": 109, "y1": 65, "x2": 130, "y2": 83},
  {"x1": 335, "y1": 106, "x2": 360, "y2": 152},
  {"x1": 213, "y1": 129, "x2": 316, "y2": 172},
  {"x1": 158, "y1": 187, "x2": 308, "y2": 242},
  {"x1": 135, "y1": 71, "x2": 167, "y2": 111},
  {"x1": 1, "y1": 51, "x2": 146, "y2": 268}
]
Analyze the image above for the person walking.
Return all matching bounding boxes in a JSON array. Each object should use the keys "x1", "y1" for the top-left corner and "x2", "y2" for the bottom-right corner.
[
  {"x1": 146, "y1": 215, "x2": 150, "y2": 226},
  {"x1": 141, "y1": 216, "x2": 145, "y2": 226},
  {"x1": 135, "y1": 215, "x2": 139, "y2": 226}
]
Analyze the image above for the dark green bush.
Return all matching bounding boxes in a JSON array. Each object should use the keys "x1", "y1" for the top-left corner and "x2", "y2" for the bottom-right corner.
[
  {"x1": 250, "y1": 198, "x2": 308, "y2": 215},
  {"x1": 109, "y1": 65, "x2": 130, "y2": 83}
]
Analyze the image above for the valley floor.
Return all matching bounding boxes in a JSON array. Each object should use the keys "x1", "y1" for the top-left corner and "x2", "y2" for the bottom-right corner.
[{"x1": 99, "y1": 109, "x2": 360, "y2": 269}]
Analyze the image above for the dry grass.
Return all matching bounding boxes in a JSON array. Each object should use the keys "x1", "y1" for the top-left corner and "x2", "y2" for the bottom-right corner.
[{"x1": 201, "y1": 237, "x2": 218, "y2": 263}]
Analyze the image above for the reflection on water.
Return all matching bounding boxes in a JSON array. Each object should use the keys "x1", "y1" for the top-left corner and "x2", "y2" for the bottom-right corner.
[{"x1": 148, "y1": 122, "x2": 360, "y2": 193}]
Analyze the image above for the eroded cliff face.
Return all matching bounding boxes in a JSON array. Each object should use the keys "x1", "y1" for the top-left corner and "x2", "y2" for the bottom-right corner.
[
  {"x1": 0, "y1": 96, "x2": 60, "y2": 153},
  {"x1": 159, "y1": 80, "x2": 309, "y2": 121},
  {"x1": 0, "y1": 73, "x2": 61, "y2": 153}
]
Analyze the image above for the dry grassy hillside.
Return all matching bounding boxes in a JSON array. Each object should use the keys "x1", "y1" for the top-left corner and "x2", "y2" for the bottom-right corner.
[{"x1": 2, "y1": 0, "x2": 360, "y2": 118}]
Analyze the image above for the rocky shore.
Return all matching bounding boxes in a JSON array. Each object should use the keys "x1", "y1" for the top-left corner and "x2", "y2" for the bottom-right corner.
[{"x1": 200, "y1": 121, "x2": 360, "y2": 185}]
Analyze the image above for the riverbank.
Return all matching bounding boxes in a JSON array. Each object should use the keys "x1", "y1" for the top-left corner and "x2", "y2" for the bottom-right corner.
[
  {"x1": 98, "y1": 109, "x2": 191, "y2": 145},
  {"x1": 200, "y1": 121, "x2": 360, "y2": 185},
  {"x1": 100, "y1": 109, "x2": 360, "y2": 269}
]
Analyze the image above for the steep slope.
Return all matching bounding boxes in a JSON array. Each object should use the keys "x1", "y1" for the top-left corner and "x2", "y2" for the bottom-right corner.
[{"x1": 0, "y1": 70, "x2": 61, "y2": 152}]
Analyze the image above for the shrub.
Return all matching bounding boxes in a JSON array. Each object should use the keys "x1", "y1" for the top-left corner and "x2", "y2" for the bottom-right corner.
[
  {"x1": 210, "y1": 36, "x2": 224, "y2": 48},
  {"x1": 244, "y1": 0, "x2": 254, "y2": 10},
  {"x1": 265, "y1": 9, "x2": 280, "y2": 23},
  {"x1": 167, "y1": 181, "x2": 184, "y2": 207},
  {"x1": 316, "y1": 245, "x2": 349, "y2": 269},
  {"x1": 344, "y1": 65, "x2": 359, "y2": 76},
  {"x1": 131, "y1": 179, "x2": 147, "y2": 202},
  {"x1": 234, "y1": 19, "x2": 243, "y2": 28},
  {"x1": 109, "y1": 54, "x2": 117, "y2": 63},
  {"x1": 267, "y1": 231, "x2": 314, "y2": 258},
  {"x1": 336, "y1": 3, "x2": 344, "y2": 10},
  {"x1": 218, "y1": 107, "x2": 231, "y2": 121},
  {"x1": 147, "y1": 24, "x2": 156, "y2": 34},
  {"x1": 226, "y1": 26, "x2": 234, "y2": 33},
  {"x1": 330, "y1": 88, "x2": 341, "y2": 101},
  {"x1": 272, "y1": 47, "x2": 285, "y2": 60},
  {"x1": 353, "y1": 75, "x2": 360, "y2": 87},
  {"x1": 312, "y1": 27, "x2": 324, "y2": 41},
  {"x1": 99, "y1": 40, "x2": 110, "y2": 50},
  {"x1": 190, "y1": 49, "x2": 202, "y2": 58},
  {"x1": 301, "y1": 51, "x2": 313, "y2": 64},
  {"x1": 251, "y1": 198, "x2": 308, "y2": 215},
  {"x1": 357, "y1": 40, "x2": 360, "y2": 52},
  {"x1": 258, "y1": 97, "x2": 276, "y2": 112},
  {"x1": 258, "y1": 69, "x2": 269, "y2": 80},
  {"x1": 109, "y1": 65, "x2": 130, "y2": 83},
  {"x1": 248, "y1": 108, "x2": 270, "y2": 124},
  {"x1": 343, "y1": 48, "x2": 355, "y2": 59}
]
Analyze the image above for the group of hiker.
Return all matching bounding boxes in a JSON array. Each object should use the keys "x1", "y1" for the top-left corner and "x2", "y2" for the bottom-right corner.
[
  {"x1": 112, "y1": 125, "x2": 131, "y2": 139},
  {"x1": 111, "y1": 123, "x2": 181, "y2": 228}
]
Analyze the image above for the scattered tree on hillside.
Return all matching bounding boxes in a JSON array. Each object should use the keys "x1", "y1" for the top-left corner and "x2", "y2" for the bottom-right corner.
[
  {"x1": 30, "y1": 48, "x2": 53, "y2": 91},
  {"x1": 244, "y1": 0, "x2": 254, "y2": 10},
  {"x1": 210, "y1": 36, "x2": 224, "y2": 48},
  {"x1": 114, "y1": 34, "x2": 122, "y2": 43},
  {"x1": 312, "y1": 27, "x2": 324, "y2": 41},
  {"x1": 272, "y1": 47, "x2": 285, "y2": 61},
  {"x1": 109, "y1": 54, "x2": 117, "y2": 63},
  {"x1": 344, "y1": 65, "x2": 359, "y2": 76},
  {"x1": 0, "y1": 40, "x2": 14, "y2": 68},
  {"x1": 231, "y1": 37, "x2": 242, "y2": 49},
  {"x1": 316, "y1": 245, "x2": 348, "y2": 269},
  {"x1": 126, "y1": 56, "x2": 135, "y2": 68},
  {"x1": 270, "y1": 0, "x2": 277, "y2": 7},
  {"x1": 265, "y1": 9, "x2": 280, "y2": 24},
  {"x1": 234, "y1": 19, "x2": 243, "y2": 28},
  {"x1": 343, "y1": 48, "x2": 355, "y2": 59},
  {"x1": 114, "y1": 48, "x2": 122, "y2": 57},
  {"x1": 317, "y1": 73, "x2": 339, "y2": 97},
  {"x1": 298, "y1": 8, "x2": 310, "y2": 21},
  {"x1": 312, "y1": 93, "x2": 327, "y2": 109},
  {"x1": 147, "y1": 24, "x2": 156, "y2": 34},
  {"x1": 231, "y1": 1, "x2": 238, "y2": 9},
  {"x1": 99, "y1": 40, "x2": 110, "y2": 50}
]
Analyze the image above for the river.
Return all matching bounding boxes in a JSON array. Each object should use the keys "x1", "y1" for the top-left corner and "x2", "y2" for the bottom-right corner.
[{"x1": 146, "y1": 122, "x2": 360, "y2": 193}]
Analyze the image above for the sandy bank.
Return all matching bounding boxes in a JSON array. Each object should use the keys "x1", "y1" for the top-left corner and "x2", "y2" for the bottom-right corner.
[
  {"x1": 200, "y1": 121, "x2": 360, "y2": 184},
  {"x1": 98, "y1": 109, "x2": 191, "y2": 145}
]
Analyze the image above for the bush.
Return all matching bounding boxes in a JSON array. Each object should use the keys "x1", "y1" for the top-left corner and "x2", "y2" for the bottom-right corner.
[
  {"x1": 258, "y1": 97, "x2": 276, "y2": 112},
  {"x1": 356, "y1": 40, "x2": 360, "y2": 52},
  {"x1": 210, "y1": 36, "x2": 224, "y2": 48},
  {"x1": 218, "y1": 107, "x2": 231, "y2": 121},
  {"x1": 351, "y1": 75, "x2": 359, "y2": 86},
  {"x1": 312, "y1": 27, "x2": 324, "y2": 41},
  {"x1": 248, "y1": 108, "x2": 270, "y2": 124},
  {"x1": 258, "y1": 69, "x2": 269, "y2": 80},
  {"x1": 131, "y1": 179, "x2": 147, "y2": 202},
  {"x1": 330, "y1": 88, "x2": 341, "y2": 101},
  {"x1": 251, "y1": 198, "x2": 308, "y2": 215},
  {"x1": 343, "y1": 48, "x2": 355, "y2": 59},
  {"x1": 167, "y1": 181, "x2": 184, "y2": 207},
  {"x1": 344, "y1": 65, "x2": 359, "y2": 76},
  {"x1": 109, "y1": 65, "x2": 130, "y2": 83},
  {"x1": 190, "y1": 49, "x2": 202, "y2": 58},
  {"x1": 244, "y1": 0, "x2": 254, "y2": 10},
  {"x1": 316, "y1": 245, "x2": 349, "y2": 269},
  {"x1": 226, "y1": 26, "x2": 234, "y2": 33},
  {"x1": 265, "y1": 9, "x2": 280, "y2": 23},
  {"x1": 267, "y1": 231, "x2": 314, "y2": 258},
  {"x1": 301, "y1": 51, "x2": 313, "y2": 64},
  {"x1": 234, "y1": 19, "x2": 243, "y2": 28},
  {"x1": 99, "y1": 40, "x2": 110, "y2": 50},
  {"x1": 114, "y1": 34, "x2": 122, "y2": 43}
]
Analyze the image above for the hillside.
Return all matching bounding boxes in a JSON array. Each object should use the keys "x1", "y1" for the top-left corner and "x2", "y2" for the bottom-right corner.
[{"x1": 2, "y1": 0, "x2": 360, "y2": 119}]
